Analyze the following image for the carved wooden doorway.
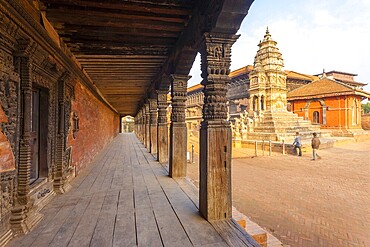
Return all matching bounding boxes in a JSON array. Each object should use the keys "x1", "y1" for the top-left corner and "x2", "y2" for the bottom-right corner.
[{"x1": 30, "y1": 86, "x2": 49, "y2": 184}]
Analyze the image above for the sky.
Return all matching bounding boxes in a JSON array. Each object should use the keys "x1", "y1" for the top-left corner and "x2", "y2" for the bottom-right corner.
[{"x1": 188, "y1": 0, "x2": 370, "y2": 94}]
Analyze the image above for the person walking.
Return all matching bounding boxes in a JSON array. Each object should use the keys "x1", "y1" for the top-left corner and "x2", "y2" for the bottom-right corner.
[
  {"x1": 311, "y1": 132, "x2": 321, "y2": 160},
  {"x1": 292, "y1": 132, "x2": 302, "y2": 156}
]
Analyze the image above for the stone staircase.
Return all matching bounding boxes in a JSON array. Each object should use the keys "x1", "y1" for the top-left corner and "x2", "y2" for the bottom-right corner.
[{"x1": 248, "y1": 110, "x2": 330, "y2": 141}]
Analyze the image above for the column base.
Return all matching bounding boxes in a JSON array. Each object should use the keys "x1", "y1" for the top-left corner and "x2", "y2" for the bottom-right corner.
[
  {"x1": 10, "y1": 204, "x2": 44, "y2": 237},
  {"x1": 54, "y1": 180, "x2": 72, "y2": 194}
]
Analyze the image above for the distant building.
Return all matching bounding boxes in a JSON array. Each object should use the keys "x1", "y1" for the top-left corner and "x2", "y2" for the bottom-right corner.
[
  {"x1": 185, "y1": 84, "x2": 203, "y2": 135},
  {"x1": 315, "y1": 71, "x2": 367, "y2": 88},
  {"x1": 186, "y1": 68, "x2": 318, "y2": 129},
  {"x1": 287, "y1": 75, "x2": 370, "y2": 136},
  {"x1": 186, "y1": 33, "x2": 370, "y2": 138}
]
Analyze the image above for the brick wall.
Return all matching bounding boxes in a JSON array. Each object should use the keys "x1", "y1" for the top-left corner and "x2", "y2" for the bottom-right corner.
[
  {"x1": 0, "y1": 106, "x2": 15, "y2": 172},
  {"x1": 362, "y1": 114, "x2": 370, "y2": 130},
  {"x1": 67, "y1": 81, "x2": 119, "y2": 174}
]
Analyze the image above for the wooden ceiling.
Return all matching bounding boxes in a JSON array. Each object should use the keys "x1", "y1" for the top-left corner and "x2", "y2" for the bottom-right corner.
[
  {"x1": 39, "y1": 0, "x2": 252, "y2": 115},
  {"x1": 39, "y1": 0, "x2": 196, "y2": 115}
]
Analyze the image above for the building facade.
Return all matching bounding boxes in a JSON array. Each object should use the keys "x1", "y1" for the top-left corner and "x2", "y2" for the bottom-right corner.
[{"x1": 287, "y1": 76, "x2": 370, "y2": 136}]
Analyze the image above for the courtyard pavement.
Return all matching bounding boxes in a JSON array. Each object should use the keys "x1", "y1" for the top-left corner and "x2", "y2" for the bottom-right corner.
[{"x1": 187, "y1": 139, "x2": 370, "y2": 247}]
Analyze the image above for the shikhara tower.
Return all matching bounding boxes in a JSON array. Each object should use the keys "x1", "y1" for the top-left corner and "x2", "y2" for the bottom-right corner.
[
  {"x1": 247, "y1": 28, "x2": 321, "y2": 141},
  {"x1": 249, "y1": 27, "x2": 288, "y2": 113}
]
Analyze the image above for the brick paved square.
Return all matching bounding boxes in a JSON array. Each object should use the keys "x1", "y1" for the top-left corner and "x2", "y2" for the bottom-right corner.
[{"x1": 188, "y1": 139, "x2": 370, "y2": 247}]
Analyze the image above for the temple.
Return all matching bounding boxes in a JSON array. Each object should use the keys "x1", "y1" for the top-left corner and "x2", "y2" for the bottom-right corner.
[
  {"x1": 186, "y1": 29, "x2": 370, "y2": 142},
  {"x1": 246, "y1": 28, "x2": 321, "y2": 140}
]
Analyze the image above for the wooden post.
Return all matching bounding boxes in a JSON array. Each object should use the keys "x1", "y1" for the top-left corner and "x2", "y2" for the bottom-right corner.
[
  {"x1": 54, "y1": 72, "x2": 72, "y2": 194},
  {"x1": 255, "y1": 141, "x2": 258, "y2": 157},
  {"x1": 142, "y1": 108, "x2": 146, "y2": 144},
  {"x1": 149, "y1": 97, "x2": 157, "y2": 154},
  {"x1": 282, "y1": 140, "x2": 286, "y2": 155},
  {"x1": 262, "y1": 140, "x2": 265, "y2": 156},
  {"x1": 169, "y1": 75, "x2": 189, "y2": 177},
  {"x1": 157, "y1": 90, "x2": 169, "y2": 163},
  {"x1": 269, "y1": 140, "x2": 272, "y2": 156},
  {"x1": 140, "y1": 109, "x2": 144, "y2": 143},
  {"x1": 144, "y1": 103, "x2": 150, "y2": 149},
  {"x1": 199, "y1": 33, "x2": 239, "y2": 220}
]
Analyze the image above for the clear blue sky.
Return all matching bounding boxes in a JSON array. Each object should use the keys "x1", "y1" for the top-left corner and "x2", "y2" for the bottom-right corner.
[{"x1": 188, "y1": 0, "x2": 370, "y2": 94}]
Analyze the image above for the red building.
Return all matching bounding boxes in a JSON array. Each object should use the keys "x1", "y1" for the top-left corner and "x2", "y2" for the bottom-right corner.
[{"x1": 287, "y1": 75, "x2": 370, "y2": 136}]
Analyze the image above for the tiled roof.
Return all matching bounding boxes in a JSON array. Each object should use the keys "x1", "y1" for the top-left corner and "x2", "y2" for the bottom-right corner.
[
  {"x1": 229, "y1": 65, "x2": 254, "y2": 78},
  {"x1": 287, "y1": 78, "x2": 370, "y2": 100},
  {"x1": 187, "y1": 84, "x2": 203, "y2": 93},
  {"x1": 285, "y1": 70, "x2": 318, "y2": 81},
  {"x1": 335, "y1": 79, "x2": 367, "y2": 87}
]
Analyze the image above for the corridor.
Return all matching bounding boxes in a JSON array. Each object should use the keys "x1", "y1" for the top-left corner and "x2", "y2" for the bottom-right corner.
[{"x1": 8, "y1": 134, "x2": 256, "y2": 247}]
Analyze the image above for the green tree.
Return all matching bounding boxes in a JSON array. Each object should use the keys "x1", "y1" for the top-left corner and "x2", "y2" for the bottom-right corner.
[{"x1": 362, "y1": 102, "x2": 370, "y2": 114}]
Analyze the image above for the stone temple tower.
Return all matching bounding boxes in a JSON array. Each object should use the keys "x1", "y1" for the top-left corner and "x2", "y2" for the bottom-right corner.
[
  {"x1": 249, "y1": 27, "x2": 288, "y2": 113},
  {"x1": 247, "y1": 28, "x2": 321, "y2": 141}
]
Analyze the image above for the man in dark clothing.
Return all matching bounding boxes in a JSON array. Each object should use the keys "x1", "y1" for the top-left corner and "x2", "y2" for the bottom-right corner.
[
  {"x1": 293, "y1": 132, "x2": 302, "y2": 156},
  {"x1": 311, "y1": 132, "x2": 321, "y2": 160}
]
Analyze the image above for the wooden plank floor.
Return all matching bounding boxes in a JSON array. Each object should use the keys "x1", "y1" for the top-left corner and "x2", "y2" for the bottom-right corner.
[{"x1": 8, "y1": 133, "x2": 232, "y2": 247}]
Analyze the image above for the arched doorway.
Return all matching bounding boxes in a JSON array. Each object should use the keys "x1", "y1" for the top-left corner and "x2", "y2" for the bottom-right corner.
[
  {"x1": 121, "y1": 116, "x2": 134, "y2": 133},
  {"x1": 313, "y1": 111, "x2": 320, "y2": 124}
]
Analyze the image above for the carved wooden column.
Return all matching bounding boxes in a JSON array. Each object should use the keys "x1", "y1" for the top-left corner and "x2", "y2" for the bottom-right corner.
[
  {"x1": 139, "y1": 109, "x2": 143, "y2": 142},
  {"x1": 10, "y1": 39, "x2": 43, "y2": 234},
  {"x1": 142, "y1": 107, "x2": 147, "y2": 145},
  {"x1": 157, "y1": 90, "x2": 169, "y2": 163},
  {"x1": 54, "y1": 72, "x2": 71, "y2": 194},
  {"x1": 169, "y1": 75, "x2": 190, "y2": 177},
  {"x1": 144, "y1": 103, "x2": 150, "y2": 149},
  {"x1": 140, "y1": 108, "x2": 145, "y2": 143},
  {"x1": 199, "y1": 33, "x2": 239, "y2": 220},
  {"x1": 134, "y1": 116, "x2": 137, "y2": 135},
  {"x1": 136, "y1": 110, "x2": 141, "y2": 141},
  {"x1": 140, "y1": 109, "x2": 144, "y2": 142},
  {"x1": 149, "y1": 97, "x2": 158, "y2": 154}
]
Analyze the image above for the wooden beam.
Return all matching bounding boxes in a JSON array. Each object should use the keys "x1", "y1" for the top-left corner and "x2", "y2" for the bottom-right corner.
[{"x1": 41, "y1": 0, "x2": 194, "y2": 16}]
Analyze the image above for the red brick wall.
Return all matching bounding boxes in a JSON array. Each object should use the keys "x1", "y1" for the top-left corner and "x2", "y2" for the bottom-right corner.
[
  {"x1": 0, "y1": 106, "x2": 15, "y2": 172},
  {"x1": 362, "y1": 114, "x2": 370, "y2": 130},
  {"x1": 67, "y1": 81, "x2": 119, "y2": 174}
]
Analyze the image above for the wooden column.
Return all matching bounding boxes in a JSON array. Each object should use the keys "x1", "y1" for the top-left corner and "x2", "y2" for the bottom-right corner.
[
  {"x1": 149, "y1": 98, "x2": 158, "y2": 154},
  {"x1": 136, "y1": 112, "x2": 140, "y2": 140},
  {"x1": 139, "y1": 109, "x2": 143, "y2": 142},
  {"x1": 199, "y1": 33, "x2": 239, "y2": 220},
  {"x1": 134, "y1": 117, "x2": 138, "y2": 135},
  {"x1": 157, "y1": 90, "x2": 169, "y2": 163},
  {"x1": 11, "y1": 39, "x2": 43, "y2": 234},
  {"x1": 142, "y1": 107, "x2": 147, "y2": 145},
  {"x1": 169, "y1": 75, "x2": 190, "y2": 177},
  {"x1": 54, "y1": 72, "x2": 71, "y2": 194},
  {"x1": 144, "y1": 103, "x2": 151, "y2": 149}
]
